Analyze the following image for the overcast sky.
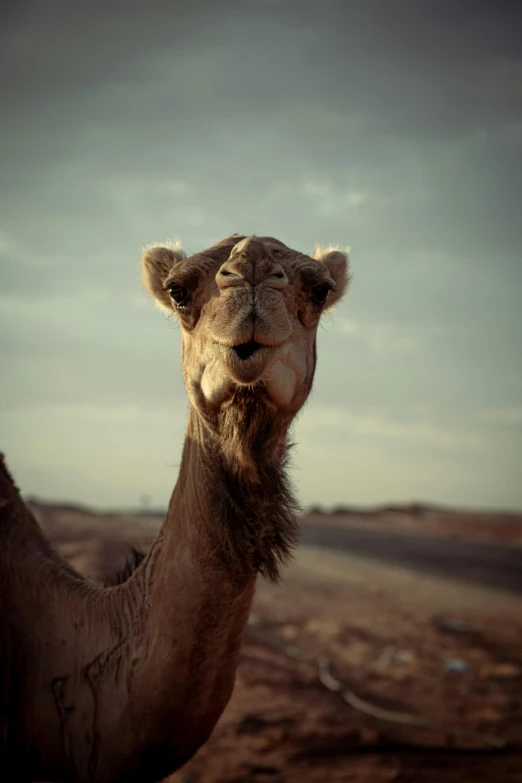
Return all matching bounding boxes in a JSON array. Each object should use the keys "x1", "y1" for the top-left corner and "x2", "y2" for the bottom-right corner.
[{"x1": 1, "y1": 0, "x2": 521, "y2": 511}]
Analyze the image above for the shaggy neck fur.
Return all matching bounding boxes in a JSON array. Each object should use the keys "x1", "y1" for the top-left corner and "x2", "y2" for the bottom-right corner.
[{"x1": 183, "y1": 394, "x2": 300, "y2": 583}]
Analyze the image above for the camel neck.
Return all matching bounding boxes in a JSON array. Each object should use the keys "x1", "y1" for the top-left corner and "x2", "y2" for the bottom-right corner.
[
  {"x1": 105, "y1": 402, "x2": 299, "y2": 773},
  {"x1": 99, "y1": 405, "x2": 271, "y2": 779}
]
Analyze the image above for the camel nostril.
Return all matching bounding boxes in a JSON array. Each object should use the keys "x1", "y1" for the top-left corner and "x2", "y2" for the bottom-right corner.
[
  {"x1": 231, "y1": 340, "x2": 262, "y2": 361},
  {"x1": 217, "y1": 255, "x2": 288, "y2": 290},
  {"x1": 216, "y1": 266, "x2": 247, "y2": 288}
]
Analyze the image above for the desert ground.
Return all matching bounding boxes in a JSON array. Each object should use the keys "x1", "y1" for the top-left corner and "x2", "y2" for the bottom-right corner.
[{"x1": 29, "y1": 500, "x2": 522, "y2": 783}]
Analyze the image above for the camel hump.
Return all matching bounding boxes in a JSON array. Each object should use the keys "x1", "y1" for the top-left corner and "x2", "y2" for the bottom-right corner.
[
  {"x1": 0, "y1": 453, "x2": 20, "y2": 499},
  {"x1": 0, "y1": 453, "x2": 18, "y2": 487}
]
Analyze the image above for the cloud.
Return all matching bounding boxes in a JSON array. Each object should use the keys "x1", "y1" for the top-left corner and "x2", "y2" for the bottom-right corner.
[
  {"x1": 334, "y1": 318, "x2": 420, "y2": 355},
  {"x1": 5, "y1": 402, "x2": 170, "y2": 424},
  {"x1": 483, "y1": 407, "x2": 522, "y2": 426},
  {"x1": 299, "y1": 405, "x2": 485, "y2": 452},
  {"x1": 0, "y1": 228, "x2": 20, "y2": 256},
  {"x1": 301, "y1": 179, "x2": 371, "y2": 214}
]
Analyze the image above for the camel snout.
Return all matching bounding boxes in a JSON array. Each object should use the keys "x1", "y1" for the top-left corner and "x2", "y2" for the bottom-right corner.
[{"x1": 216, "y1": 237, "x2": 289, "y2": 291}]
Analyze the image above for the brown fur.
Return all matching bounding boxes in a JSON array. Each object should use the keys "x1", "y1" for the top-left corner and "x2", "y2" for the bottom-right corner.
[
  {"x1": 213, "y1": 386, "x2": 300, "y2": 582},
  {"x1": 0, "y1": 233, "x2": 349, "y2": 783}
]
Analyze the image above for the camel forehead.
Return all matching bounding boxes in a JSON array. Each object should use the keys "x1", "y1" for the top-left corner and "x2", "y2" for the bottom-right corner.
[
  {"x1": 187, "y1": 234, "x2": 314, "y2": 273},
  {"x1": 212, "y1": 233, "x2": 285, "y2": 247},
  {"x1": 210, "y1": 234, "x2": 289, "y2": 253}
]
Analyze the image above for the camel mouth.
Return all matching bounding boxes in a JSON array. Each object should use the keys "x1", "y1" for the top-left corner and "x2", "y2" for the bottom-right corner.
[
  {"x1": 214, "y1": 339, "x2": 279, "y2": 384},
  {"x1": 231, "y1": 340, "x2": 262, "y2": 361}
]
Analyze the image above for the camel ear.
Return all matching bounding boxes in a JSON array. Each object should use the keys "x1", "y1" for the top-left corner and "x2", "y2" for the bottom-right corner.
[
  {"x1": 313, "y1": 245, "x2": 351, "y2": 310},
  {"x1": 141, "y1": 241, "x2": 186, "y2": 311}
]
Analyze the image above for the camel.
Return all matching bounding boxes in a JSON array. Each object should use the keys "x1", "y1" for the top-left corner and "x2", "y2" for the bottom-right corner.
[{"x1": 0, "y1": 233, "x2": 349, "y2": 783}]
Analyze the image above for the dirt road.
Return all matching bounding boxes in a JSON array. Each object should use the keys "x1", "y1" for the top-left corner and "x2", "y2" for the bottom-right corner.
[{"x1": 301, "y1": 521, "x2": 522, "y2": 595}]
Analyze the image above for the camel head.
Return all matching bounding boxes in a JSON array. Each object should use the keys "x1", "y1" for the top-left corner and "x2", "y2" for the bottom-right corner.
[{"x1": 142, "y1": 234, "x2": 349, "y2": 466}]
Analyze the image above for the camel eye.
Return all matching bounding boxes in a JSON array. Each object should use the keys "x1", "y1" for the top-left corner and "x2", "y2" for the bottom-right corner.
[
  {"x1": 310, "y1": 284, "x2": 331, "y2": 306},
  {"x1": 168, "y1": 284, "x2": 190, "y2": 310}
]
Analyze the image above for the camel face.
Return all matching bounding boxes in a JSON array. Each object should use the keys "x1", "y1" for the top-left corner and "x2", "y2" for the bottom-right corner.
[{"x1": 142, "y1": 234, "x2": 349, "y2": 415}]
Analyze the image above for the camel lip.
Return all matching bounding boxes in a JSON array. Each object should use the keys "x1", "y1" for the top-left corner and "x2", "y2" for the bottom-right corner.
[
  {"x1": 214, "y1": 340, "x2": 274, "y2": 361},
  {"x1": 214, "y1": 341, "x2": 275, "y2": 383},
  {"x1": 230, "y1": 339, "x2": 262, "y2": 361}
]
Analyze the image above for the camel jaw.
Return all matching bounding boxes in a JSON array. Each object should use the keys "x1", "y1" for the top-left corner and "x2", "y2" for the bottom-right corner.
[{"x1": 208, "y1": 339, "x2": 308, "y2": 412}]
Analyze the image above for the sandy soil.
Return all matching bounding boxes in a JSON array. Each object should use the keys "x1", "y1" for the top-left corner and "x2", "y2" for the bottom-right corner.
[{"x1": 30, "y1": 501, "x2": 522, "y2": 782}]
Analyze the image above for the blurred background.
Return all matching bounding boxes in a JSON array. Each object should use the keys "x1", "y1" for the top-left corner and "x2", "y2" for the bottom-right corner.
[{"x1": 1, "y1": 2, "x2": 522, "y2": 781}]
